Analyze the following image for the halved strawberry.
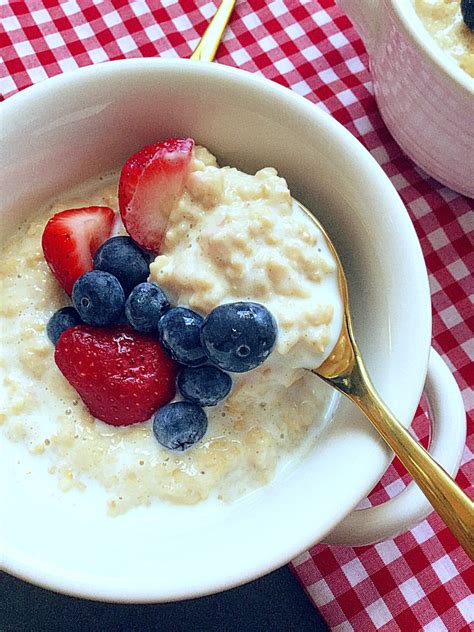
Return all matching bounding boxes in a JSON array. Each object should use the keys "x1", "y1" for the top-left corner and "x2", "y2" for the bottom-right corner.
[
  {"x1": 55, "y1": 325, "x2": 179, "y2": 426},
  {"x1": 118, "y1": 138, "x2": 194, "y2": 253},
  {"x1": 42, "y1": 206, "x2": 115, "y2": 295},
  {"x1": 118, "y1": 143, "x2": 160, "y2": 213}
]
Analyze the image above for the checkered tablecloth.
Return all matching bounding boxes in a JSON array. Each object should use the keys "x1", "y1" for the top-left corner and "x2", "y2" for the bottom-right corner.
[{"x1": 1, "y1": 1, "x2": 472, "y2": 629}]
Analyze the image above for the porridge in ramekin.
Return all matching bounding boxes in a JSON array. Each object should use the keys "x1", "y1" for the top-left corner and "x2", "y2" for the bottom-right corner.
[
  {"x1": 414, "y1": 0, "x2": 474, "y2": 77},
  {"x1": 0, "y1": 144, "x2": 342, "y2": 515}
]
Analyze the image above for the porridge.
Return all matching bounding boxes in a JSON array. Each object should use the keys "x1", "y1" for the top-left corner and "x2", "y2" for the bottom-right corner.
[
  {"x1": 0, "y1": 144, "x2": 342, "y2": 515},
  {"x1": 414, "y1": 0, "x2": 474, "y2": 77}
]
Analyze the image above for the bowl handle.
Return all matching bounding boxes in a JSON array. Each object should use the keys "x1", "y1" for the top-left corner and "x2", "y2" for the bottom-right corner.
[{"x1": 323, "y1": 348, "x2": 467, "y2": 546}]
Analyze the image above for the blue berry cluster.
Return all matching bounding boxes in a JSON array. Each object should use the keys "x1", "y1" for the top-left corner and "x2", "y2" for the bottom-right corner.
[
  {"x1": 47, "y1": 236, "x2": 153, "y2": 342},
  {"x1": 48, "y1": 236, "x2": 278, "y2": 452},
  {"x1": 151, "y1": 301, "x2": 277, "y2": 451}
]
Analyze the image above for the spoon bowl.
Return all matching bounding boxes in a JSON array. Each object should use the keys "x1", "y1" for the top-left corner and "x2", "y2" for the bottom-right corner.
[{"x1": 296, "y1": 201, "x2": 473, "y2": 558}]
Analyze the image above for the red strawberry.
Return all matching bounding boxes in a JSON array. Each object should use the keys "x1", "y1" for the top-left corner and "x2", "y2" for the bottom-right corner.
[
  {"x1": 42, "y1": 206, "x2": 115, "y2": 295},
  {"x1": 55, "y1": 325, "x2": 179, "y2": 426},
  {"x1": 118, "y1": 143, "x2": 159, "y2": 213},
  {"x1": 118, "y1": 138, "x2": 194, "y2": 253}
]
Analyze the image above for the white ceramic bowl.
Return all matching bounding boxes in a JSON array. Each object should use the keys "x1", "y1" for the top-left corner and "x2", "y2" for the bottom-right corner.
[
  {"x1": 338, "y1": 0, "x2": 474, "y2": 198},
  {"x1": 0, "y1": 59, "x2": 466, "y2": 602}
]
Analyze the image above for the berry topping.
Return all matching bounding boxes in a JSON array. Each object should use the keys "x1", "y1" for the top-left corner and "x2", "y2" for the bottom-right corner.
[
  {"x1": 461, "y1": 0, "x2": 474, "y2": 30},
  {"x1": 177, "y1": 366, "x2": 232, "y2": 407},
  {"x1": 46, "y1": 306, "x2": 83, "y2": 345},
  {"x1": 119, "y1": 138, "x2": 194, "y2": 252},
  {"x1": 72, "y1": 270, "x2": 125, "y2": 326},
  {"x1": 55, "y1": 325, "x2": 179, "y2": 426},
  {"x1": 118, "y1": 143, "x2": 160, "y2": 213},
  {"x1": 152, "y1": 401, "x2": 208, "y2": 451},
  {"x1": 93, "y1": 236, "x2": 150, "y2": 296},
  {"x1": 125, "y1": 282, "x2": 170, "y2": 333},
  {"x1": 158, "y1": 306, "x2": 207, "y2": 367},
  {"x1": 42, "y1": 206, "x2": 115, "y2": 295},
  {"x1": 201, "y1": 302, "x2": 277, "y2": 373}
]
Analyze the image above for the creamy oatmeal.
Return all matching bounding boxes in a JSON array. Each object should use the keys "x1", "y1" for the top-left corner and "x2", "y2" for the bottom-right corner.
[
  {"x1": 0, "y1": 147, "x2": 342, "y2": 515},
  {"x1": 414, "y1": 0, "x2": 474, "y2": 77}
]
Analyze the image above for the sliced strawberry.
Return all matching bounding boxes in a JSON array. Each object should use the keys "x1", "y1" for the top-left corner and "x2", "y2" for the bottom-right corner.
[
  {"x1": 119, "y1": 138, "x2": 194, "y2": 253},
  {"x1": 118, "y1": 143, "x2": 159, "y2": 213},
  {"x1": 55, "y1": 325, "x2": 179, "y2": 426},
  {"x1": 42, "y1": 206, "x2": 115, "y2": 295}
]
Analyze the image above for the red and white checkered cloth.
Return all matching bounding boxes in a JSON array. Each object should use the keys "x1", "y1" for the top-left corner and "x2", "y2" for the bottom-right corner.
[{"x1": 1, "y1": 1, "x2": 472, "y2": 629}]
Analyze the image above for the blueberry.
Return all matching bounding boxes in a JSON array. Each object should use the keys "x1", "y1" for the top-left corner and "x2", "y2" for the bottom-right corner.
[
  {"x1": 93, "y1": 236, "x2": 150, "y2": 295},
  {"x1": 47, "y1": 306, "x2": 82, "y2": 345},
  {"x1": 125, "y1": 282, "x2": 170, "y2": 333},
  {"x1": 72, "y1": 270, "x2": 125, "y2": 326},
  {"x1": 140, "y1": 249, "x2": 155, "y2": 265},
  {"x1": 158, "y1": 307, "x2": 207, "y2": 367},
  {"x1": 177, "y1": 366, "x2": 232, "y2": 407},
  {"x1": 152, "y1": 402, "x2": 208, "y2": 451},
  {"x1": 201, "y1": 302, "x2": 277, "y2": 373},
  {"x1": 461, "y1": 0, "x2": 474, "y2": 30}
]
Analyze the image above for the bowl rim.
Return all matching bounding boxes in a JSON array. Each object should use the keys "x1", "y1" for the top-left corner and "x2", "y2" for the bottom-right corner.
[
  {"x1": 1, "y1": 57, "x2": 432, "y2": 602},
  {"x1": 391, "y1": 0, "x2": 474, "y2": 94}
]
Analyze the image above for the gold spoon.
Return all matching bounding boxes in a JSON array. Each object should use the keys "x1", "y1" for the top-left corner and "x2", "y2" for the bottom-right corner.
[
  {"x1": 297, "y1": 202, "x2": 473, "y2": 559},
  {"x1": 190, "y1": 0, "x2": 236, "y2": 62},
  {"x1": 189, "y1": 1, "x2": 473, "y2": 558}
]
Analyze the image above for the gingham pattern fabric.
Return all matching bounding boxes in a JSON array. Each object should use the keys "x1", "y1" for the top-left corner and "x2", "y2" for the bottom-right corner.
[{"x1": 1, "y1": 1, "x2": 473, "y2": 629}]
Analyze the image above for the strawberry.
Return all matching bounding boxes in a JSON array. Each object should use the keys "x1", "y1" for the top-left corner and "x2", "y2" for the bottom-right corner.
[
  {"x1": 118, "y1": 143, "x2": 159, "y2": 213},
  {"x1": 55, "y1": 325, "x2": 179, "y2": 426},
  {"x1": 42, "y1": 206, "x2": 115, "y2": 295},
  {"x1": 118, "y1": 138, "x2": 194, "y2": 253}
]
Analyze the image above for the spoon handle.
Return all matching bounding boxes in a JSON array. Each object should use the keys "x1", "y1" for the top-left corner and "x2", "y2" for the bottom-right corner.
[
  {"x1": 190, "y1": 0, "x2": 236, "y2": 62},
  {"x1": 326, "y1": 355, "x2": 474, "y2": 559}
]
